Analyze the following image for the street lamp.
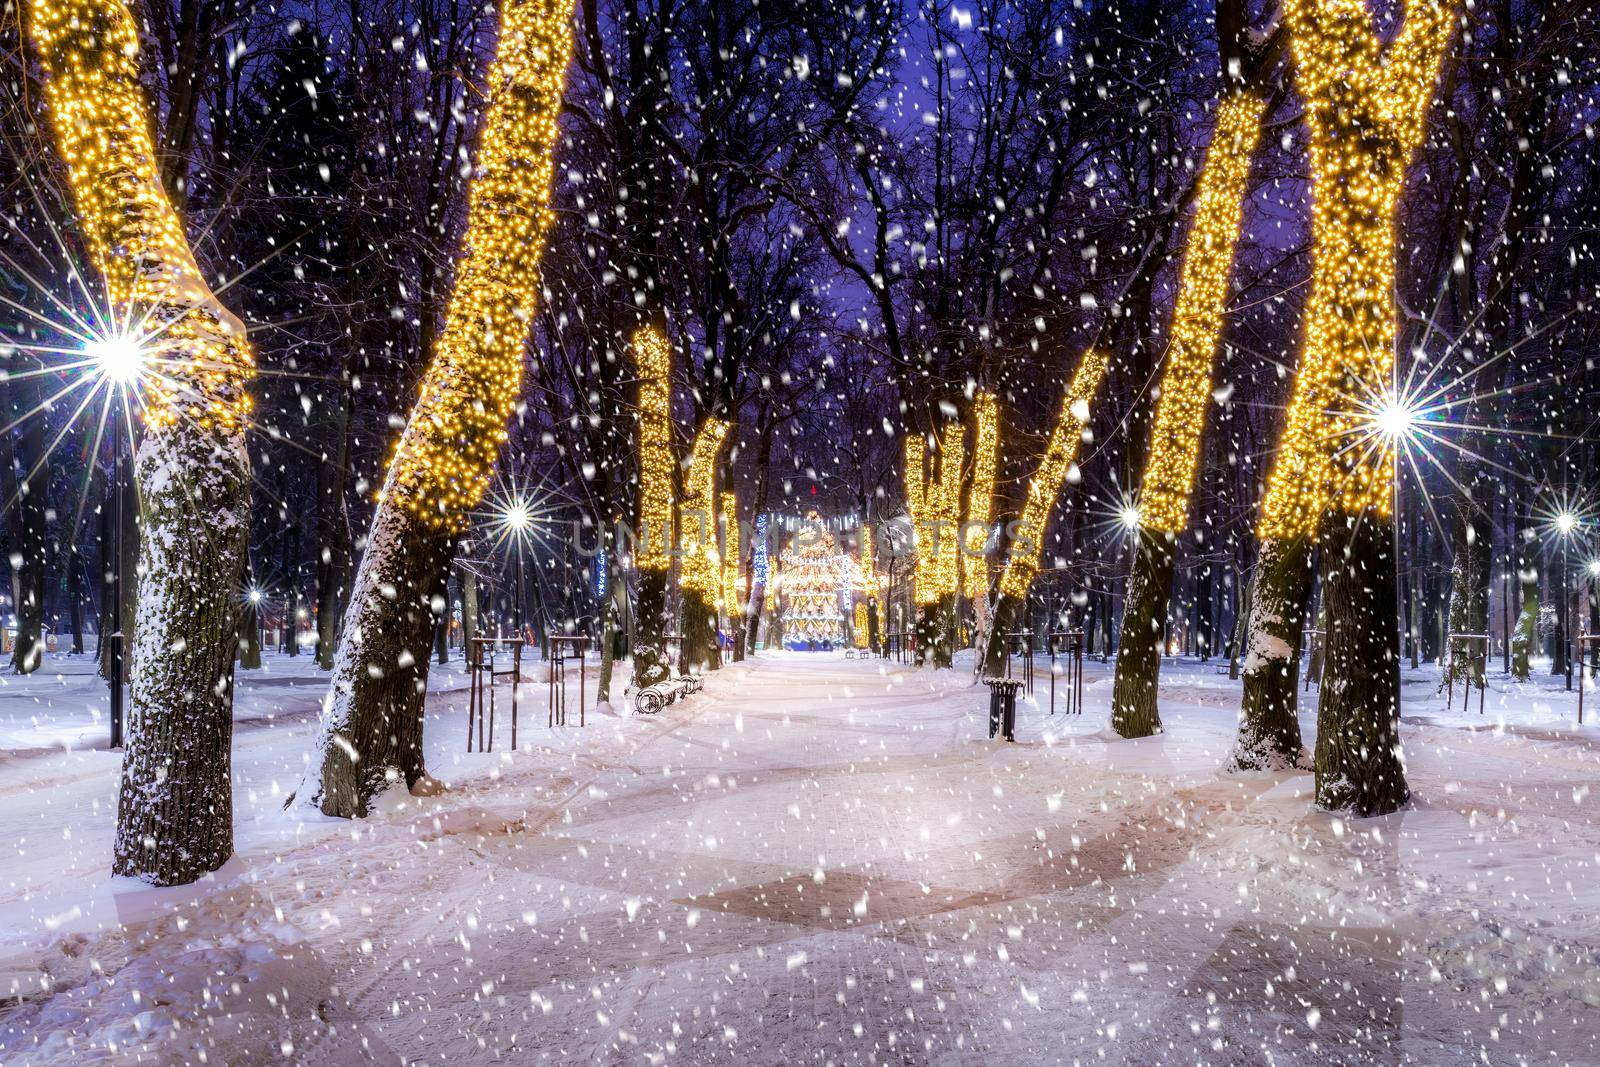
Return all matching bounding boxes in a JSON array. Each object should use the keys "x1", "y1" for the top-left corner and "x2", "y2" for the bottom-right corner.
[
  {"x1": 1553, "y1": 512, "x2": 1578, "y2": 691},
  {"x1": 88, "y1": 330, "x2": 147, "y2": 748},
  {"x1": 499, "y1": 495, "x2": 533, "y2": 645}
]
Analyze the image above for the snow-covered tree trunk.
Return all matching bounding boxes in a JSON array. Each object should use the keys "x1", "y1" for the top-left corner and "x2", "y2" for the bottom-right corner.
[
  {"x1": 1242, "y1": 0, "x2": 1452, "y2": 806},
  {"x1": 1314, "y1": 514, "x2": 1408, "y2": 815},
  {"x1": 1111, "y1": 529, "x2": 1175, "y2": 738},
  {"x1": 1231, "y1": 536, "x2": 1312, "y2": 770},
  {"x1": 303, "y1": 0, "x2": 574, "y2": 817},
  {"x1": 31, "y1": 0, "x2": 256, "y2": 885},
  {"x1": 1511, "y1": 526, "x2": 1538, "y2": 679}
]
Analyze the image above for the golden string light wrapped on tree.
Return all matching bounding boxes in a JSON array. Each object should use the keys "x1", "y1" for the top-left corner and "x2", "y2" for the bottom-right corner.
[
  {"x1": 30, "y1": 0, "x2": 257, "y2": 884},
  {"x1": 631, "y1": 322, "x2": 677, "y2": 685},
  {"x1": 307, "y1": 0, "x2": 576, "y2": 818},
  {"x1": 1259, "y1": 0, "x2": 1454, "y2": 539},
  {"x1": 997, "y1": 349, "x2": 1110, "y2": 600},
  {"x1": 962, "y1": 393, "x2": 1000, "y2": 604},
  {"x1": 981, "y1": 348, "x2": 1110, "y2": 677},
  {"x1": 679, "y1": 418, "x2": 731, "y2": 671},
  {"x1": 1110, "y1": 92, "x2": 1265, "y2": 740},
  {"x1": 905, "y1": 424, "x2": 964, "y2": 666},
  {"x1": 1241, "y1": 0, "x2": 1454, "y2": 811}
]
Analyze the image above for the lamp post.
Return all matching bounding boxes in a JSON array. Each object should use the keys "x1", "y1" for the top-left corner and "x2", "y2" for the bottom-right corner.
[
  {"x1": 87, "y1": 330, "x2": 145, "y2": 748},
  {"x1": 499, "y1": 496, "x2": 533, "y2": 646},
  {"x1": 1554, "y1": 512, "x2": 1577, "y2": 690}
]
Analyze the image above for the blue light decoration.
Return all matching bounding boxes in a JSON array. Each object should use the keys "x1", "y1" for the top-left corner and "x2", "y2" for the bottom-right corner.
[
  {"x1": 595, "y1": 546, "x2": 607, "y2": 600},
  {"x1": 753, "y1": 514, "x2": 770, "y2": 588}
]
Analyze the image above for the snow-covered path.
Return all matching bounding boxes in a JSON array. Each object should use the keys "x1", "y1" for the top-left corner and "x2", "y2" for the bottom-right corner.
[{"x1": 3, "y1": 651, "x2": 1600, "y2": 1065}]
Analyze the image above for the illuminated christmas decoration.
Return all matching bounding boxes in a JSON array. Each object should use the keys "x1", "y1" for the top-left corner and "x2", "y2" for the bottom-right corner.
[
  {"x1": 1258, "y1": 0, "x2": 1454, "y2": 539},
  {"x1": 635, "y1": 324, "x2": 676, "y2": 569},
  {"x1": 1137, "y1": 93, "x2": 1266, "y2": 533},
  {"x1": 962, "y1": 393, "x2": 1000, "y2": 601},
  {"x1": 854, "y1": 602, "x2": 870, "y2": 649},
  {"x1": 378, "y1": 0, "x2": 575, "y2": 530},
  {"x1": 858, "y1": 522, "x2": 878, "y2": 589},
  {"x1": 998, "y1": 349, "x2": 1110, "y2": 598},
  {"x1": 905, "y1": 426, "x2": 965, "y2": 606},
  {"x1": 721, "y1": 491, "x2": 741, "y2": 615},
  {"x1": 304, "y1": 0, "x2": 576, "y2": 819},
  {"x1": 30, "y1": 0, "x2": 254, "y2": 436},
  {"x1": 679, "y1": 418, "x2": 731, "y2": 599},
  {"x1": 752, "y1": 514, "x2": 771, "y2": 588},
  {"x1": 31, "y1": 0, "x2": 257, "y2": 883},
  {"x1": 779, "y1": 512, "x2": 846, "y2": 648}
]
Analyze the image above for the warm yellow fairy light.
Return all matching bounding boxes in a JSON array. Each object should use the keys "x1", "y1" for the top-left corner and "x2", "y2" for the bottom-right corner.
[
  {"x1": 858, "y1": 523, "x2": 877, "y2": 589},
  {"x1": 854, "y1": 602, "x2": 870, "y2": 649},
  {"x1": 31, "y1": 0, "x2": 254, "y2": 435},
  {"x1": 635, "y1": 324, "x2": 675, "y2": 570},
  {"x1": 720, "y1": 490, "x2": 741, "y2": 615},
  {"x1": 962, "y1": 393, "x2": 1000, "y2": 601},
  {"x1": 1139, "y1": 93, "x2": 1266, "y2": 533},
  {"x1": 905, "y1": 426, "x2": 964, "y2": 606},
  {"x1": 999, "y1": 348, "x2": 1110, "y2": 598},
  {"x1": 1259, "y1": 0, "x2": 1454, "y2": 539},
  {"x1": 377, "y1": 0, "x2": 574, "y2": 530},
  {"x1": 679, "y1": 418, "x2": 731, "y2": 599}
]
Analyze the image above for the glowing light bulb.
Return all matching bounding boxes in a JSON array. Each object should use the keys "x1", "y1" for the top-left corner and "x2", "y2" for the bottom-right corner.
[
  {"x1": 87, "y1": 331, "x2": 147, "y2": 386},
  {"x1": 1555, "y1": 513, "x2": 1577, "y2": 536},
  {"x1": 1120, "y1": 506, "x2": 1142, "y2": 531},
  {"x1": 500, "y1": 497, "x2": 533, "y2": 533},
  {"x1": 1374, "y1": 392, "x2": 1421, "y2": 443}
]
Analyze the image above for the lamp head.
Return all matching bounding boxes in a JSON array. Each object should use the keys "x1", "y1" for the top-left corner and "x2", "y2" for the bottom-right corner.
[{"x1": 86, "y1": 331, "x2": 147, "y2": 386}]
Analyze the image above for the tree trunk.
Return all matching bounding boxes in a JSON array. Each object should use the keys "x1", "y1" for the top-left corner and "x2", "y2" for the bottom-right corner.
[
  {"x1": 744, "y1": 584, "x2": 765, "y2": 655},
  {"x1": 314, "y1": 392, "x2": 352, "y2": 670},
  {"x1": 979, "y1": 593, "x2": 1022, "y2": 677},
  {"x1": 308, "y1": 513, "x2": 454, "y2": 816},
  {"x1": 915, "y1": 595, "x2": 954, "y2": 668},
  {"x1": 460, "y1": 559, "x2": 479, "y2": 648},
  {"x1": 1111, "y1": 529, "x2": 1175, "y2": 738},
  {"x1": 1228, "y1": 570, "x2": 1251, "y2": 680},
  {"x1": 633, "y1": 566, "x2": 672, "y2": 687},
  {"x1": 32, "y1": 0, "x2": 256, "y2": 885},
  {"x1": 3, "y1": 419, "x2": 48, "y2": 674},
  {"x1": 114, "y1": 425, "x2": 250, "y2": 885},
  {"x1": 1231, "y1": 536, "x2": 1312, "y2": 771},
  {"x1": 1314, "y1": 513, "x2": 1408, "y2": 816},
  {"x1": 679, "y1": 589, "x2": 720, "y2": 673},
  {"x1": 1510, "y1": 525, "x2": 1537, "y2": 679}
]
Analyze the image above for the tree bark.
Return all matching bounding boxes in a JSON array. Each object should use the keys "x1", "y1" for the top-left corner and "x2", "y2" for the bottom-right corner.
[
  {"x1": 1231, "y1": 536, "x2": 1312, "y2": 770},
  {"x1": 633, "y1": 566, "x2": 672, "y2": 687},
  {"x1": 1314, "y1": 513, "x2": 1408, "y2": 816},
  {"x1": 1509, "y1": 524, "x2": 1537, "y2": 679},
  {"x1": 1111, "y1": 529, "x2": 1176, "y2": 738},
  {"x1": 310, "y1": 514, "x2": 454, "y2": 815},
  {"x1": 3, "y1": 418, "x2": 48, "y2": 674}
]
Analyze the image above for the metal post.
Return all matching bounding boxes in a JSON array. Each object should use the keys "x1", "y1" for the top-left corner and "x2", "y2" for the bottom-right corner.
[
  {"x1": 109, "y1": 402, "x2": 125, "y2": 750},
  {"x1": 514, "y1": 549, "x2": 526, "y2": 647},
  {"x1": 1563, "y1": 540, "x2": 1572, "y2": 691}
]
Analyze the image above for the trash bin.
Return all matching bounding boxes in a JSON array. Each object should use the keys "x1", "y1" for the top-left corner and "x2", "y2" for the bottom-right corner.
[{"x1": 984, "y1": 678, "x2": 1024, "y2": 742}]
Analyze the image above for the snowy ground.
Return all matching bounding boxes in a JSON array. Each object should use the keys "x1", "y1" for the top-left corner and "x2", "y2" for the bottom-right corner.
[{"x1": 2, "y1": 648, "x2": 1599, "y2": 1065}]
